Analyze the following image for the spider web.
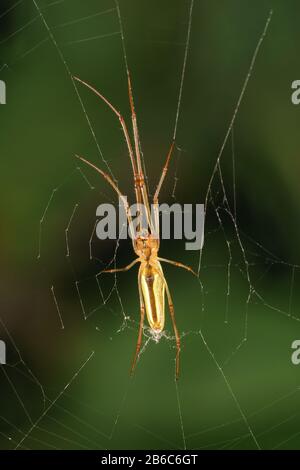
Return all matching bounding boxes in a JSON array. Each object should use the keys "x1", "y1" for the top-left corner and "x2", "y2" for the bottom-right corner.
[{"x1": 1, "y1": 0, "x2": 300, "y2": 451}]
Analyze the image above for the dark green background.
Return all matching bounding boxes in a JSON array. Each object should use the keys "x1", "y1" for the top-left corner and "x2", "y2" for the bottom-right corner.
[{"x1": 0, "y1": 0, "x2": 300, "y2": 450}]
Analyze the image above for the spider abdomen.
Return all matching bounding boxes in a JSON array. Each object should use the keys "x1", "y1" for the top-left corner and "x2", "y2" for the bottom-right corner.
[{"x1": 140, "y1": 262, "x2": 165, "y2": 332}]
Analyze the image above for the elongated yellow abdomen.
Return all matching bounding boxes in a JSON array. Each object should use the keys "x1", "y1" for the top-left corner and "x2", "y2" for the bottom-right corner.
[{"x1": 140, "y1": 263, "x2": 165, "y2": 332}]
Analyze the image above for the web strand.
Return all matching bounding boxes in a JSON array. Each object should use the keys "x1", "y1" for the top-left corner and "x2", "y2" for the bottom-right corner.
[
  {"x1": 32, "y1": 0, "x2": 116, "y2": 180},
  {"x1": 198, "y1": 9, "x2": 273, "y2": 273},
  {"x1": 173, "y1": 0, "x2": 194, "y2": 141},
  {"x1": 14, "y1": 351, "x2": 95, "y2": 449}
]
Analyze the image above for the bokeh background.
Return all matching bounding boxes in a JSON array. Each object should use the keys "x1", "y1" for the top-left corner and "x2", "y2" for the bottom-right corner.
[{"x1": 1, "y1": 0, "x2": 300, "y2": 450}]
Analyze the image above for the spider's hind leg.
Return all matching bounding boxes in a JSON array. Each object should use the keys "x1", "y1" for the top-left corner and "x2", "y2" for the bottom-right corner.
[
  {"x1": 130, "y1": 270, "x2": 145, "y2": 376},
  {"x1": 165, "y1": 282, "x2": 181, "y2": 380},
  {"x1": 100, "y1": 258, "x2": 139, "y2": 275}
]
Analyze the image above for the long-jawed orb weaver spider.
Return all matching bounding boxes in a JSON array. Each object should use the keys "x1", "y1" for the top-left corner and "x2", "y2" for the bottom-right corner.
[{"x1": 74, "y1": 72, "x2": 197, "y2": 380}]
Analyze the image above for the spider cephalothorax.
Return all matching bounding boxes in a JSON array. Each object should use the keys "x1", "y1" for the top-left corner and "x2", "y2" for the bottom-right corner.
[{"x1": 135, "y1": 234, "x2": 159, "y2": 261}]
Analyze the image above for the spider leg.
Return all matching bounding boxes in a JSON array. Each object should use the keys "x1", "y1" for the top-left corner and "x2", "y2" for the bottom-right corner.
[
  {"x1": 158, "y1": 257, "x2": 198, "y2": 277},
  {"x1": 164, "y1": 280, "x2": 181, "y2": 380},
  {"x1": 100, "y1": 258, "x2": 139, "y2": 274},
  {"x1": 151, "y1": 141, "x2": 175, "y2": 242},
  {"x1": 75, "y1": 154, "x2": 135, "y2": 244},
  {"x1": 74, "y1": 75, "x2": 145, "y2": 235},
  {"x1": 130, "y1": 267, "x2": 145, "y2": 376},
  {"x1": 153, "y1": 263, "x2": 181, "y2": 380},
  {"x1": 73, "y1": 77, "x2": 138, "y2": 179},
  {"x1": 153, "y1": 140, "x2": 175, "y2": 204},
  {"x1": 151, "y1": 200, "x2": 160, "y2": 244},
  {"x1": 126, "y1": 74, "x2": 154, "y2": 234}
]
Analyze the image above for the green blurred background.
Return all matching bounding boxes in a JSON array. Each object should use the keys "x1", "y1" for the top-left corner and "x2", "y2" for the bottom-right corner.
[{"x1": 1, "y1": 0, "x2": 300, "y2": 450}]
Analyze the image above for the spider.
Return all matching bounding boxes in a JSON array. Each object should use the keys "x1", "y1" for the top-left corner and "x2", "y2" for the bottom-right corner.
[{"x1": 74, "y1": 73, "x2": 197, "y2": 379}]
